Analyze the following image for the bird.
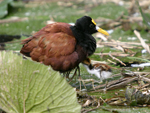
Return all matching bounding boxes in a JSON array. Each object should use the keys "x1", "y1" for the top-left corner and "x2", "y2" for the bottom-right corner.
[
  {"x1": 82, "y1": 58, "x2": 112, "y2": 82},
  {"x1": 20, "y1": 16, "x2": 109, "y2": 79}
]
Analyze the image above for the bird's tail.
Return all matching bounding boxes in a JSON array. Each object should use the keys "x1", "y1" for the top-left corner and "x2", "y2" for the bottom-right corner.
[{"x1": 20, "y1": 37, "x2": 37, "y2": 57}]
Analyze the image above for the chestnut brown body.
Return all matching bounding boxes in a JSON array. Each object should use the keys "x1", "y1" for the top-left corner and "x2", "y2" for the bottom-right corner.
[
  {"x1": 20, "y1": 16, "x2": 109, "y2": 74},
  {"x1": 20, "y1": 23, "x2": 87, "y2": 72}
]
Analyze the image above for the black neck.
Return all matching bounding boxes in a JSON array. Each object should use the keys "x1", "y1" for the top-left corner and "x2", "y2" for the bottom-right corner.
[{"x1": 70, "y1": 26, "x2": 96, "y2": 56}]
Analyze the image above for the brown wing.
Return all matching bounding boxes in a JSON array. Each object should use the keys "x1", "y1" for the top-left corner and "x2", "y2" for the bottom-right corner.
[{"x1": 20, "y1": 22, "x2": 82, "y2": 71}]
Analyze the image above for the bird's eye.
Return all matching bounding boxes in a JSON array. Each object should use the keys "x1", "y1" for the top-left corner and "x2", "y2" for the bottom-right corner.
[{"x1": 89, "y1": 24, "x2": 94, "y2": 28}]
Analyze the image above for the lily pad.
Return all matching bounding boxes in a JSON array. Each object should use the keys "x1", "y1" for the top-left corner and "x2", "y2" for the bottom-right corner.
[{"x1": 0, "y1": 51, "x2": 81, "y2": 113}]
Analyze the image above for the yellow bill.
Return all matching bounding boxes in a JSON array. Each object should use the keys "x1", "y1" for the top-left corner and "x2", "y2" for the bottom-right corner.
[
  {"x1": 96, "y1": 26, "x2": 109, "y2": 36},
  {"x1": 92, "y1": 18, "x2": 109, "y2": 36}
]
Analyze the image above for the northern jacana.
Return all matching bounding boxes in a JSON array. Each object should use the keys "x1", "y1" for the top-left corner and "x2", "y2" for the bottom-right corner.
[
  {"x1": 82, "y1": 58, "x2": 112, "y2": 82},
  {"x1": 82, "y1": 58, "x2": 112, "y2": 89},
  {"x1": 20, "y1": 16, "x2": 109, "y2": 78}
]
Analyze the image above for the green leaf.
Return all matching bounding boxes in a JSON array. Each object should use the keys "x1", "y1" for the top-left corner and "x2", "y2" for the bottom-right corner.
[
  {"x1": 137, "y1": 1, "x2": 150, "y2": 28},
  {"x1": 0, "y1": 0, "x2": 13, "y2": 18},
  {"x1": 0, "y1": 51, "x2": 81, "y2": 113}
]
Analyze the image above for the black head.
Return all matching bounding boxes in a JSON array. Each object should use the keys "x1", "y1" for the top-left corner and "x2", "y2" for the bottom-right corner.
[
  {"x1": 75, "y1": 16, "x2": 97, "y2": 34},
  {"x1": 74, "y1": 16, "x2": 109, "y2": 35}
]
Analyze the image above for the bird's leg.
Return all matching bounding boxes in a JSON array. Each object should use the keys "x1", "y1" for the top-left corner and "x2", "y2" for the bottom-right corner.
[
  {"x1": 63, "y1": 72, "x2": 66, "y2": 78},
  {"x1": 89, "y1": 74, "x2": 95, "y2": 89},
  {"x1": 77, "y1": 66, "x2": 87, "y2": 90},
  {"x1": 77, "y1": 66, "x2": 83, "y2": 90},
  {"x1": 70, "y1": 66, "x2": 82, "y2": 89},
  {"x1": 66, "y1": 71, "x2": 71, "y2": 78},
  {"x1": 99, "y1": 71, "x2": 103, "y2": 83},
  {"x1": 91, "y1": 79, "x2": 95, "y2": 90},
  {"x1": 68, "y1": 66, "x2": 86, "y2": 90},
  {"x1": 68, "y1": 66, "x2": 78, "y2": 83},
  {"x1": 81, "y1": 79, "x2": 95, "y2": 90},
  {"x1": 104, "y1": 80, "x2": 108, "y2": 92},
  {"x1": 63, "y1": 71, "x2": 70, "y2": 78},
  {"x1": 99, "y1": 71, "x2": 109, "y2": 92}
]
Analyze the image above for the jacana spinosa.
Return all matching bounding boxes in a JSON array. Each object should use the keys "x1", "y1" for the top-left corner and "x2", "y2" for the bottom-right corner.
[
  {"x1": 82, "y1": 58, "x2": 112, "y2": 82},
  {"x1": 20, "y1": 16, "x2": 109, "y2": 79}
]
